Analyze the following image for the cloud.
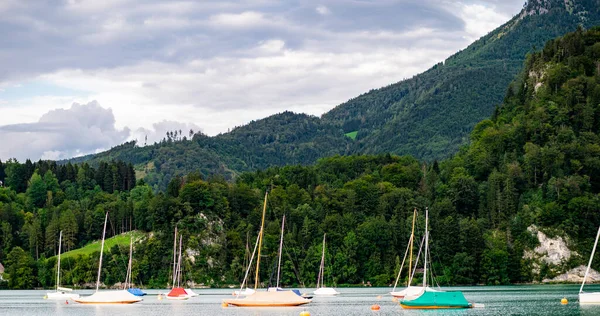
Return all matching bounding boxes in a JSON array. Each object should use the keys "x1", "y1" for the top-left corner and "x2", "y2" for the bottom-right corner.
[
  {"x1": 316, "y1": 5, "x2": 330, "y2": 15},
  {"x1": 0, "y1": 0, "x2": 527, "y2": 160},
  {"x1": 0, "y1": 101, "x2": 130, "y2": 161},
  {"x1": 131, "y1": 120, "x2": 203, "y2": 145}
]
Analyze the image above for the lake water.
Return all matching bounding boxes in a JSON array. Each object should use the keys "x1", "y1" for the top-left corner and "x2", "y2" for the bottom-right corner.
[{"x1": 1, "y1": 285, "x2": 600, "y2": 315}]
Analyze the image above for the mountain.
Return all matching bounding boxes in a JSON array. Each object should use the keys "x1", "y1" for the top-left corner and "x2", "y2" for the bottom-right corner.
[
  {"x1": 69, "y1": 112, "x2": 351, "y2": 189},
  {"x1": 323, "y1": 0, "x2": 600, "y2": 160},
  {"x1": 69, "y1": 0, "x2": 600, "y2": 189}
]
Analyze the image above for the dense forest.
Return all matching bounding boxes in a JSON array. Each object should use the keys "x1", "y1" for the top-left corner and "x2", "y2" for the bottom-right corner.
[
  {"x1": 67, "y1": 0, "x2": 600, "y2": 192},
  {"x1": 4, "y1": 26, "x2": 600, "y2": 289}
]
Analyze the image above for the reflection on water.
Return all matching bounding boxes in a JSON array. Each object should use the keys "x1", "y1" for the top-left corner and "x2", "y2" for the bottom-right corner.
[{"x1": 1, "y1": 285, "x2": 600, "y2": 315}]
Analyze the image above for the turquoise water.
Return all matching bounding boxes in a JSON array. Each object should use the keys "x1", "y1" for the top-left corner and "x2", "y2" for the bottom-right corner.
[{"x1": 0, "y1": 285, "x2": 599, "y2": 315}]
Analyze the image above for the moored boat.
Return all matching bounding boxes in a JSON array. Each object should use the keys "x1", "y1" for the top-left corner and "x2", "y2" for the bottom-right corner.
[
  {"x1": 223, "y1": 192, "x2": 311, "y2": 307},
  {"x1": 399, "y1": 208, "x2": 471, "y2": 309},
  {"x1": 46, "y1": 231, "x2": 80, "y2": 300},
  {"x1": 313, "y1": 234, "x2": 339, "y2": 296},
  {"x1": 74, "y1": 213, "x2": 142, "y2": 304},
  {"x1": 579, "y1": 225, "x2": 600, "y2": 304}
]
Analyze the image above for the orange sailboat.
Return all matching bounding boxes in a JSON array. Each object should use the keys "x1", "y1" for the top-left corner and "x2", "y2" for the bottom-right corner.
[{"x1": 223, "y1": 192, "x2": 311, "y2": 307}]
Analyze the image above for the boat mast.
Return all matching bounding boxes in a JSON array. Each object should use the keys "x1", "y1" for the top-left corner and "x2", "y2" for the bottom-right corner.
[
  {"x1": 317, "y1": 233, "x2": 326, "y2": 288},
  {"x1": 172, "y1": 227, "x2": 178, "y2": 289},
  {"x1": 408, "y1": 208, "x2": 416, "y2": 287},
  {"x1": 276, "y1": 215, "x2": 285, "y2": 289},
  {"x1": 96, "y1": 212, "x2": 109, "y2": 292},
  {"x1": 254, "y1": 191, "x2": 268, "y2": 290},
  {"x1": 177, "y1": 234, "x2": 183, "y2": 287},
  {"x1": 581, "y1": 225, "x2": 600, "y2": 293},
  {"x1": 57, "y1": 230, "x2": 62, "y2": 291},
  {"x1": 239, "y1": 232, "x2": 260, "y2": 293},
  {"x1": 423, "y1": 207, "x2": 428, "y2": 290},
  {"x1": 126, "y1": 236, "x2": 133, "y2": 289}
]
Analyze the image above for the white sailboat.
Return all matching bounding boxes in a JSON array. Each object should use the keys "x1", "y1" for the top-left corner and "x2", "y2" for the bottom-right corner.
[
  {"x1": 390, "y1": 208, "x2": 423, "y2": 299},
  {"x1": 268, "y1": 215, "x2": 286, "y2": 292},
  {"x1": 73, "y1": 213, "x2": 142, "y2": 304},
  {"x1": 46, "y1": 231, "x2": 80, "y2": 300},
  {"x1": 232, "y1": 232, "x2": 259, "y2": 296},
  {"x1": 579, "y1": 225, "x2": 600, "y2": 304},
  {"x1": 313, "y1": 234, "x2": 339, "y2": 296}
]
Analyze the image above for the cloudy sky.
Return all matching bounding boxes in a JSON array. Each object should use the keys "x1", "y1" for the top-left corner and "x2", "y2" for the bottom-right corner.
[{"x1": 0, "y1": 0, "x2": 525, "y2": 161}]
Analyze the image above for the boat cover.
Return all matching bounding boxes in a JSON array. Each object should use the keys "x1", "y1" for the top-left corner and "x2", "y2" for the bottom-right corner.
[
  {"x1": 167, "y1": 287, "x2": 188, "y2": 297},
  {"x1": 73, "y1": 290, "x2": 142, "y2": 304},
  {"x1": 400, "y1": 291, "x2": 471, "y2": 309},
  {"x1": 127, "y1": 288, "x2": 146, "y2": 296}
]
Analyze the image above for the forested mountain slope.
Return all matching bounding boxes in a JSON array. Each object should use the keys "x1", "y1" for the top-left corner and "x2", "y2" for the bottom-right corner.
[
  {"x1": 4, "y1": 27, "x2": 600, "y2": 288},
  {"x1": 323, "y1": 0, "x2": 600, "y2": 160},
  {"x1": 69, "y1": 0, "x2": 600, "y2": 190}
]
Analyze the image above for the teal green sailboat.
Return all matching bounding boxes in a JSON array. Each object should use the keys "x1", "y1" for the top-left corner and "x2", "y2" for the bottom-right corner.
[{"x1": 400, "y1": 207, "x2": 472, "y2": 309}]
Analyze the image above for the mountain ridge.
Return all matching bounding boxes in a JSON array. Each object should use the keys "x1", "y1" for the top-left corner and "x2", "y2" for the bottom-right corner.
[{"x1": 67, "y1": 0, "x2": 600, "y2": 189}]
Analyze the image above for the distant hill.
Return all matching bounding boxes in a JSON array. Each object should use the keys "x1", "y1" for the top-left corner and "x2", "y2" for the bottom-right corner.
[{"x1": 69, "y1": 0, "x2": 600, "y2": 189}]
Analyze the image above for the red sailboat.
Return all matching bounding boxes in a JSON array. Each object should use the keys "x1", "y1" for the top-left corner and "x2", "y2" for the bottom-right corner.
[{"x1": 166, "y1": 227, "x2": 190, "y2": 300}]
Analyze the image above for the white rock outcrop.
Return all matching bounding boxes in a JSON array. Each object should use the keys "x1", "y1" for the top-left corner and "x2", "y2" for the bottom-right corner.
[
  {"x1": 524, "y1": 225, "x2": 574, "y2": 265},
  {"x1": 543, "y1": 265, "x2": 600, "y2": 283}
]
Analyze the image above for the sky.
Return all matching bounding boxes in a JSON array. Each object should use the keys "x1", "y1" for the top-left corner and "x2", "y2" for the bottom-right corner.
[{"x1": 0, "y1": 0, "x2": 526, "y2": 161}]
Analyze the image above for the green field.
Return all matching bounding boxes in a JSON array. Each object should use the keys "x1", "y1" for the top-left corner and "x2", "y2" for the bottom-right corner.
[
  {"x1": 58, "y1": 231, "x2": 145, "y2": 260},
  {"x1": 345, "y1": 131, "x2": 358, "y2": 140}
]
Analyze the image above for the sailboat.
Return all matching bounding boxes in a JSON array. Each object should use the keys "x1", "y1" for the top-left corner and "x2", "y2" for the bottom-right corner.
[
  {"x1": 74, "y1": 213, "x2": 142, "y2": 304},
  {"x1": 46, "y1": 231, "x2": 80, "y2": 300},
  {"x1": 268, "y1": 215, "x2": 286, "y2": 292},
  {"x1": 167, "y1": 230, "x2": 190, "y2": 300},
  {"x1": 223, "y1": 192, "x2": 311, "y2": 307},
  {"x1": 579, "y1": 225, "x2": 600, "y2": 304},
  {"x1": 400, "y1": 207, "x2": 472, "y2": 309},
  {"x1": 390, "y1": 209, "x2": 423, "y2": 299},
  {"x1": 313, "y1": 234, "x2": 339, "y2": 295},
  {"x1": 124, "y1": 236, "x2": 146, "y2": 297},
  {"x1": 232, "y1": 231, "x2": 259, "y2": 296}
]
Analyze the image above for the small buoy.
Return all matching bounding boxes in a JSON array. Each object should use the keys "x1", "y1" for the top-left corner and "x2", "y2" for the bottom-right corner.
[
  {"x1": 391, "y1": 297, "x2": 398, "y2": 302},
  {"x1": 561, "y1": 297, "x2": 568, "y2": 305},
  {"x1": 376, "y1": 295, "x2": 382, "y2": 300},
  {"x1": 371, "y1": 304, "x2": 381, "y2": 311},
  {"x1": 158, "y1": 294, "x2": 163, "y2": 300},
  {"x1": 299, "y1": 311, "x2": 310, "y2": 316},
  {"x1": 222, "y1": 302, "x2": 229, "y2": 308},
  {"x1": 65, "y1": 300, "x2": 69, "y2": 304},
  {"x1": 43, "y1": 295, "x2": 48, "y2": 299}
]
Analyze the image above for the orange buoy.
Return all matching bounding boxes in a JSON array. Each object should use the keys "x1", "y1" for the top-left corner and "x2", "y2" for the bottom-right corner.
[
  {"x1": 300, "y1": 311, "x2": 311, "y2": 316},
  {"x1": 222, "y1": 302, "x2": 229, "y2": 308},
  {"x1": 391, "y1": 297, "x2": 398, "y2": 302},
  {"x1": 376, "y1": 295, "x2": 382, "y2": 300},
  {"x1": 561, "y1": 297, "x2": 568, "y2": 305},
  {"x1": 371, "y1": 304, "x2": 380, "y2": 311}
]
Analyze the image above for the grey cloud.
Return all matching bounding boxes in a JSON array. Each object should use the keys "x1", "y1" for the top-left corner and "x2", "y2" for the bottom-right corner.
[{"x1": 0, "y1": 101, "x2": 130, "y2": 161}]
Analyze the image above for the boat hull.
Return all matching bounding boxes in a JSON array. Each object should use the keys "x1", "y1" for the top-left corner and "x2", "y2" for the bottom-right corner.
[
  {"x1": 46, "y1": 292, "x2": 80, "y2": 300},
  {"x1": 580, "y1": 292, "x2": 600, "y2": 304},
  {"x1": 313, "y1": 287, "x2": 339, "y2": 295},
  {"x1": 73, "y1": 290, "x2": 143, "y2": 304},
  {"x1": 223, "y1": 290, "x2": 311, "y2": 307}
]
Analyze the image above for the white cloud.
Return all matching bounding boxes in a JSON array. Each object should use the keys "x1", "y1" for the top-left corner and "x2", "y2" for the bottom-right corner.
[
  {"x1": 208, "y1": 11, "x2": 268, "y2": 28},
  {"x1": 458, "y1": 3, "x2": 511, "y2": 40},
  {"x1": 0, "y1": 101, "x2": 130, "y2": 161},
  {"x1": 316, "y1": 5, "x2": 330, "y2": 16}
]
